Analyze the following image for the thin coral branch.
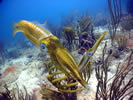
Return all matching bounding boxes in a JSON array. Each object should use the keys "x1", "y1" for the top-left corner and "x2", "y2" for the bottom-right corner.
[
  {"x1": 0, "y1": 84, "x2": 36, "y2": 100},
  {"x1": 108, "y1": 0, "x2": 122, "y2": 46},
  {"x1": 95, "y1": 43, "x2": 133, "y2": 100},
  {"x1": 109, "y1": 51, "x2": 133, "y2": 100},
  {"x1": 95, "y1": 42, "x2": 111, "y2": 100}
]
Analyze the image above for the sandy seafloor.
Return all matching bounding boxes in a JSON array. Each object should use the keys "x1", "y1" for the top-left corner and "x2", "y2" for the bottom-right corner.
[{"x1": 0, "y1": 26, "x2": 133, "y2": 100}]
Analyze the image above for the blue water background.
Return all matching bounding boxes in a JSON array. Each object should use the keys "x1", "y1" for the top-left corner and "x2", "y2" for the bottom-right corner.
[{"x1": 0, "y1": 0, "x2": 126, "y2": 45}]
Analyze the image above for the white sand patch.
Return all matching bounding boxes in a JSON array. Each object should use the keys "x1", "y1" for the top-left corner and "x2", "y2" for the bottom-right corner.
[
  {"x1": 88, "y1": 70, "x2": 98, "y2": 91},
  {"x1": 94, "y1": 26, "x2": 108, "y2": 34},
  {"x1": 12, "y1": 56, "x2": 28, "y2": 65},
  {"x1": 11, "y1": 70, "x2": 40, "y2": 93}
]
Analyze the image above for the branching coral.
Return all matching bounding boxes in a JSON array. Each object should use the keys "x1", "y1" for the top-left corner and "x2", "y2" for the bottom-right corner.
[
  {"x1": 95, "y1": 42, "x2": 111, "y2": 100},
  {"x1": 77, "y1": 12, "x2": 92, "y2": 33},
  {"x1": 0, "y1": 84, "x2": 13, "y2": 100},
  {"x1": 95, "y1": 42, "x2": 133, "y2": 100},
  {"x1": 0, "y1": 84, "x2": 36, "y2": 100},
  {"x1": 109, "y1": 51, "x2": 133, "y2": 100},
  {"x1": 108, "y1": 0, "x2": 122, "y2": 46}
]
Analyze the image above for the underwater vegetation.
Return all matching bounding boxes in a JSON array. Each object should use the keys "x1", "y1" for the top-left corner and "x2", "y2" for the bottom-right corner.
[
  {"x1": 77, "y1": 14, "x2": 91, "y2": 33},
  {"x1": 0, "y1": 84, "x2": 37, "y2": 100},
  {"x1": 107, "y1": 0, "x2": 133, "y2": 52},
  {"x1": 107, "y1": 0, "x2": 122, "y2": 46},
  {"x1": 95, "y1": 43, "x2": 133, "y2": 100}
]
